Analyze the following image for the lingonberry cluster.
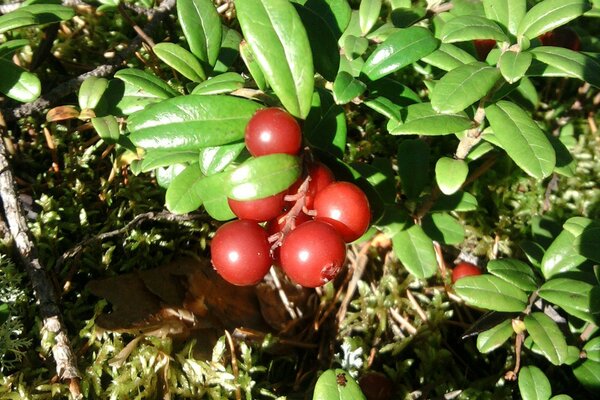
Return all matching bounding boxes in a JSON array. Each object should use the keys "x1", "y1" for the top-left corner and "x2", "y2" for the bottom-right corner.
[{"x1": 210, "y1": 108, "x2": 371, "y2": 288}]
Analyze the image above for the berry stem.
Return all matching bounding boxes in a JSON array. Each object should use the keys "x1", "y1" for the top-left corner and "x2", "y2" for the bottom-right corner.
[{"x1": 269, "y1": 175, "x2": 312, "y2": 250}]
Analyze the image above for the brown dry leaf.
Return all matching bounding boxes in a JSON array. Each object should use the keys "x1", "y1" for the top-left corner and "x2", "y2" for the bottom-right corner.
[{"x1": 46, "y1": 106, "x2": 80, "y2": 122}]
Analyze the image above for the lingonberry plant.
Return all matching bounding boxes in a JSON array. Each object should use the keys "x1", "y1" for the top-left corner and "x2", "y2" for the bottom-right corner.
[{"x1": 451, "y1": 261, "x2": 482, "y2": 283}]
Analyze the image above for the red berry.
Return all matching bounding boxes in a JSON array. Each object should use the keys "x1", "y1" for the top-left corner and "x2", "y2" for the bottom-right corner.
[
  {"x1": 451, "y1": 261, "x2": 482, "y2": 283},
  {"x1": 313, "y1": 182, "x2": 371, "y2": 243},
  {"x1": 210, "y1": 220, "x2": 272, "y2": 286},
  {"x1": 228, "y1": 191, "x2": 286, "y2": 222},
  {"x1": 245, "y1": 108, "x2": 302, "y2": 156},
  {"x1": 473, "y1": 39, "x2": 496, "y2": 60},
  {"x1": 280, "y1": 221, "x2": 346, "y2": 288},
  {"x1": 287, "y1": 162, "x2": 336, "y2": 208},
  {"x1": 539, "y1": 27, "x2": 581, "y2": 51},
  {"x1": 266, "y1": 211, "x2": 313, "y2": 265}
]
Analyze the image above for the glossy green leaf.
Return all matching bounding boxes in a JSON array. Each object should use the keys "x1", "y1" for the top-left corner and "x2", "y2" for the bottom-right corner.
[
  {"x1": 293, "y1": 3, "x2": 340, "y2": 82},
  {"x1": 298, "y1": 0, "x2": 351, "y2": 38},
  {"x1": 431, "y1": 62, "x2": 500, "y2": 113},
  {"x1": 0, "y1": 39, "x2": 29, "y2": 59},
  {"x1": 524, "y1": 312, "x2": 569, "y2": 365},
  {"x1": 454, "y1": 275, "x2": 528, "y2": 312},
  {"x1": 538, "y1": 278, "x2": 599, "y2": 323},
  {"x1": 177, "y1": 0, "x2": 222, "y2": 68},
  {"x1": 351, "y1": 159, "x2": 396, "y2": 204},
  {"x1": 499, "y1": 50, "x2": 532, "y2": 83},
  {"x1": 239, "y1": 41, "x2": 267, "y2": 91},
  {"x1": 397, "y1": 139, "x2": 429, "y2": 199},
  {"x1": 548, "y1": 135, "x2": 576, "y2": 177},
  {"x1": 154, "y1": 43, "x2": 206, "y2": 82},
  {"x1": 519, "y1": 365, "x2": 552, "y2": 400},
  {"x1": 549, "y1": 395, "x2": 573, "y2": 400},
  {"x1": 128, "y1": 95, "x2": 262, "y2": 150},
  {"x1": 364, "y1": 79, "x2": 420, "y2": 120},
  {"x1": 392, "y1": 224, "x2": 438, "y2": 279},
  {"x1": 191, "y1": 72, "x2": 245, "y2": 95},
  {"x1": 440, "y1": 15, "x2": 508, "y2": 43},
  {"x1": 98, "y1": 79, "x2": 164, "y2": 116},
  {"x1": 421, "y1": 212, "x2": 465, "y2": 245},
  {"x1": 199, "y1": 142, "x2": 246, "y2": 175},
  {"x1": 313, "y1": 369, "x2": 366, "y2": 400},
  {"x1": 421, "y1": 43, "x2": 478, "y2": 71},
  {"x1": 483, "y1": 0, "x2": 526, "y2": 36},
  {"x1": 139, "y1": 150, "x2": 200, "y2": 172},
  {"x1": 114, "y1": 68, "x2": 179, "y2": 99},
  {"x1": 573, "y1": 360, "x2": 600, "y2": 393},
  {"x1": 236, "y1": 0, "x2": 314, "y2": 118},
  {"x1": 79, "y1": 77, "x2": 109, "y2": 110},
  {"x1": 195, "y1": 171, "x2": 235, "y2": 221},
  {"x1": 528, "y1": 47, "x2": 600, "y2": 88},
  {"x1": 477, "y1": 319, "x2": 513, "y2": 353},
  {"x1": 359, "y1": 0, "x2": 381, "y2": 35},
  {"x1": 487, "y1": 258, "x2": 538, "y2": 292},
  {"x1": 485, "y1": 100, "x2": 555, "y2": 179},
  {"x1": 304, "y1": 88, "x2": 347, "y2": 158},
  {"x1": 520, "y1": 240, "x2": 545, "y2": 268},
  {"x1": 517, "y1": 0, "x2": 591, "y2": 40},
  {"x1": 541, "y1": 230, "x2": 587, "y2": 278},
  {"x1": 584, "y1": 337, "x2": 600, "y2": 362},
  {"x1": 18, "y1": 4, "x2": 75, "y2": 24},
  {"x1": 362, "y1": 27, "x2": 439, "y2": 80},
  {"x1": 563, "y1": 218, "x2": 600, "y2": 263},
  {"x1": 0, "y1": 58, "x2": 41, "y2": 103},
  {"x1": 92, "y1": 116, "x2": 120, "y2": 143},
  {"x1": 0, "y1": 11, "x2": 37, "y2": 34},
  {"x1": 212, "y1": 26, "x2": 242, "y2": 74},
  {"x1": 390, "y1": 103, "x2": 472, "y2": 136},
  {"x1": 374, "y1": 205, "x2": 410, "y2": 238},
  {"x1": 431, "y1": 191, "x2": 478, "y2": 212},
  {"x1": 155, "y1": 164, "x2": 186, "y2": 189},
  {"x1": 227, "y1": 154, "x2": 301, "y2": 200},
  {"x1": 435, "y1": 157, "x2": 468, "y2": 195},
  {"x1": 343, "y1": 35, "x2": 369, "y2": 60},
  {"x1": 390, "y1": 6, "x2": 426, "y2": 28},
  {"x1": 165, "y1": 163, "x2": 204, "y2": 214},
  {"x1": 333, "y1": 71, "x2": 366, "y2": 104}
]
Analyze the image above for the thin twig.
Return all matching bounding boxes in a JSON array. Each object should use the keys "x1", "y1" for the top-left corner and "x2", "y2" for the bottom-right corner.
[
  {"x1": 389, "y1": 308, "x2": 418, "y2": 335},
  {"x1": 268, "y1": 267, "x2": 300, "y2": 320},
  {"x1": 406, "y1": 289, "x2": 428, "y2": 322},
  {"x1": 224, "y1": 330, "x2": 242, "y2": 400},
  {"x1": 336, "y1": 242, "x2": 370, "y2": 324}
]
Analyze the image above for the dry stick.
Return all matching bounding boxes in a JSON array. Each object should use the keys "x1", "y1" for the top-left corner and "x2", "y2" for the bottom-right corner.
[
  {"x1": 336, "y1": 242, "x2": 370, "y2": 324},
  {"x1": 0, "y1": 117, "x2": 81, "y2": 392},
  {"x1": 3, "y1": 0, "x2": 177, "y2": 122},
  {"x1": 224, "y1": 330, "x2": 242, "y2": 400}
]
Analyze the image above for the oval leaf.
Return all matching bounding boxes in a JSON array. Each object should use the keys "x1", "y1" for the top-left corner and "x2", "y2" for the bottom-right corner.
[
  {"x1": 519, "y1": 365, "x2": 552, "y2": 400},
  {"x1": 362, "y1": 26, "x2": 439, "y2": 81},
  {"x1": 177, "y1": 0, "x2": 222, "y2": 68},
  {"x1": 573, "y1": 360, "x2": 600, "y2": 392},
  {"x1": 477, "y1": 319, "x2": 513, "y2": 353},
  {"x1": 584, "y1": 337, "x2": 600, "y2": 362},
  {"x1": 454, "y1": 275, "x2": 529, "y2": 312},
  {"x1": 114, "y1": 68, "x2": 180, "y2": 98},
  {"x1": 524, "y1": 312, "x2": 568, "y2": 365},
  {"x1": 128, "y1": 95, "x2": 263, "y2": 150},
  {"x1": 431, "y1": 62, "x2": 501, "y2": 113},
  {"x1": 422, "y1": 43, "x2": 478, "y2": 71},
  {"x1": 487, "y1": 258, "x2": 538, "y2": 292},
  {"x1": 313, "y1": 369, "x2": 366, "y2": 400},
  {"x1": 392, "y1": 224, "x2": 438, "y2": 279},
  {"x1": 139, "y1": 149, "x2": 200, "y2": 172},
  {"x1": 431, "y1": 191, "x2": 478, "y2": 212},
  {"x1": 304, "y1": 88, "x2": 347, "y2": 158},
  {"x1": 153, "y1": 42, "x2": 206, "y2": 82},
  {"x1": 529, "y1": 47, "x2": 600, "y2": 88},
  {"x1": 541, "y1": 230, "x2": 587, "y2": 279},
  {"x1": 435, "y1": 157, "x2": 468, "y2": 195},
  {"x1": 421, "y1": 212, "x2": 465, "y2": 245},
  {"x1": 499, "y1": 50, "x2": 532, "y2": 83},
  {"x1": 440, "y1": 15, "x2": 508, "y2": 43},
  {"x1": 517, "y1": 0, "x2": 591, "y2": 40},
  {"x1": 391, "y1": 103, "x2": 472, "y2": 136},
  {"x1": 92, "y1": 116, "x2": 120, "y2": 143},
  {"x1": 165, "y1": 163, "x2": 204, "y2": 214},
  {"x1": 485, "y1": 100, "x2": 555, "y2": 179},
  {"x1": 0, "y1": 58, "x2": 41, "y2": 103},
  {"x1": 359, "y1": 0, "x2": 381, "y2": 35},
  {"x1": 0, "y1": 11, "x2": 37, "y2": 34},
  {"x1": 239, "y1": 40, "x2": 268, "y2": 91},
  {"x1": 18, "y1": 4, "x2": 75, "y2": 24},
  {"x1": 483, "y1": 0, "x2": 526, "y2": 36},
  {"x1": 79, "y1": 77, "x2": 109, "y2": 110},
  {"x1": 333, "y1": 71, "x2": 366, "y2": 104},
  {"x1": 199, "y1": 142, "x2": 246, "y2": 175},
  {"x1": 235, "y1": 0, "x2": 314, "y2": 118},
  {"x1": 195, "y1": 171, "x2": 236, "y2": 221},
  {"x1": 191, "y1": 72, "x2": 245, "y2": 95},
  {"x1": 538, "y1": 278, "x2": 598, "y2": 323},
  {"x1": 0, "y1": 39, "x2": 29, "y2": 59}
]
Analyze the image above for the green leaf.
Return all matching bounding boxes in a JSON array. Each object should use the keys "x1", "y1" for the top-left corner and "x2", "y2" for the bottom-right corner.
[
  {"x1": 191, "y1": 72, "x2": 245, "y2": 95},
  {"x1": 431, "y1": 62, "x2": 500, "y2": 113},
  {"x1": 519, "y1": 365, "x2": 552, "y2": 400},
  {"x1": 114, "y1": 68, "x2": 179, "y2": 99},
  {"x1": 155, "y1": 164, "x2": 186, "y2": 189},
  {"x1": 362, "y1": 27, "x2": 439, "y2": 81},
  {"x1": 520, "y1": 240, "x2": 545, "y2": 268},
  {"x1": 235, "y1": 0, "x2": 314, "y2": 118},
  {"x1": 18, "y1": 4, "x2": 75, "y2": 25},
  {"x1": 364, "y1": 78, "x2": 420, "y2": 120},
  {"x1": 195, "y1": 171, "x2": 235, "y2": 221},
  {"x1": 91, "y1": 116, "x2": 120, "y2": 143},
  {"x1": 139, "y1": 149, "x2": 200, "y2": 172},
  {"x1": 343, "y1": 35, "x2": 369, "y2": 60},
  {"x1": 397, "y1": 139, "x2": 429, "y2": 199},
  {"x1": 563, "y1": 218, "x2": 600, "y2": 264},
  {"x1": 165, "y1": 163, "x2": 204, "y2": 214},
  {"x1": 374, "y1": 205, "x2": 410, "y2": 238},
  {"x1": 485, "y1": 100, "x2": 556, "y2": 179},
  {"x1": 177, "y1": 0, "x2": 222, "y2": 68},
  {"x1": 227, "y1": 154, "x2": 301, "y2": 200},
  {"x1": 538, "y1": 278, "x2": 599, "y2": 323},
  {"x1": 421, "y1": 212, "x2": 465, "y2": 245},
  {"x1": 351, "y1": 159, "x2": 396, "y2": 204},
  {"x1": 390, "y1": 6, "x2": 426, "y2": 28},
  {"x1": 0, "y1": 58, "x2": 41, "y2": 103},
  {"x1": 128, "y1": 95, "x2": 263, "y2": 150},
  {"x1": 477, "y1": 319, "x2": 513, "y2": 353},
  {"x1": 517, "y1": 0, "x2": 591, "y2": 40},
  {"x1": 359, "y1": 0, "x2": 381, "y2": 35},
  {"x1": 421, "y1": 43, "x2": 478, "y2": 71},
  {"x1": 0, "y1": 39, "x2": 29, "y2": 59},
  {"x1": 79, "y1": 77, "x2": 109, "y2": 110},
  {"x1": 549, "y1": 396, "x2": 573, "y2": 400},
  {"x1": 440, "y1": 15, "x2": 508, "y2": 43},
  {"x1": 298, "y1": 0, "x2": 351, "y2": 39},
  {"x1": 100, "y1": 79, "x2": 164, "y2": 116},
  {"x1": 548, "y1": 134, "x2": 576, "y2": 177},
  {"x1": 454, "y1": 275, "x2": 528, "y2": 312},
  {"x1": 304, "y1": 88, "x2": 347, "y2": 158},
  {"x1": 435, "y1": 157, "x2": 468, "y2": 195},
  {"x1": 332, "y1": 71, "x2": 366, "y2": 104},
  {"x1": 313, "y1": 369, "x2": 366, "y2": 400},
  {"x1": 528, "y1": 47, "x2": 600, "y2": 88},
  {"x1": 0, "y1": 11, "x2": 37, "y2": 34},
  {"x1": 573, "y1": 360, "x2": 600, "y2": 393},
  {"x1": 390, "y1": 103, "x2": 472, "y2": 136},
  {"x1": 487, "y1": 258, "x2": 538, "y2": 292},
  {"x1": 199, "y1": 142, "x2": 246, "y2": 175},
  {"x1": 584, "y1": 337, "x2": 600, "y2": 362},
  {"x1": 483, "y1": 0, "x2": 526, "y2": 36},
  {"x1": 431, "y1": 191, "x2": 478, "y2": 212},
  {"x1": 541, "y1": 230, "x2": 587, "y2": 278},
  {"x1": 499, "y1": 50, "x2": 532, "y2": 83},
  {"x1": 524, "y1": 312, "x2": 569, "y2": 365},
  {"x1": 392, "y1": 224, "x2": 438, "y2": 279},
  {"x1": 212, "y1": 26, "x2": 242, "y2": 74},
  {"x1": 239, "y1": 41, "x2": 267, "y2": 91},
  {"x1": 153, "y1": 43, "x2": 206, "y2": 82}
]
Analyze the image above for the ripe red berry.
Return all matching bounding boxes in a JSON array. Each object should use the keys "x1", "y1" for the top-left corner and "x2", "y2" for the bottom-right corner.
[
  {"x1": 539, "y1": 27, "x2": 581, "y2": 51},
  {"x1": 266, "y1": 211, "x2": 313, "y2": 265},
  {"x1": 451, "y1": 261, "x2": 482, "y2": 283},
  {"x1": 287, "y1": 162, "x2": 336, "y2": 208},
  {"x1": 245, "y1": 108, "x2": 302, "y2": 156},
  {"x1": 280, "y1": 221, "x2": 346, "y2": 288},
  {"x1": 313, "y1": 182, "x2": 371, "y2": 243},
  {"x1": 473, "y1": 39, "x2": 496, "y2": 60},
  {"x1": 210, "y1": 219, "x2": 272, "y2": 286},
  {"x1": 228, "y1": 191, "x2": 286, "y2": 222}
]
